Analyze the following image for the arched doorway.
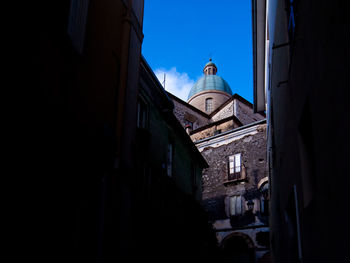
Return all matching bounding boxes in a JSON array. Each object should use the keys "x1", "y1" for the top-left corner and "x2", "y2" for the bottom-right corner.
[{"x1": 221, "y1": 232, "x2": 255, "y2": 263}]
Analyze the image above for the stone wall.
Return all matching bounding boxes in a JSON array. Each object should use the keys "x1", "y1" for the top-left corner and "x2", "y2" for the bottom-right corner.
[
  {"x1": 210, "y1": 99, "x2": 265, "y2": 126},
  {"x1": 235, "y1": 99, "x2": 265, "y2": 125},
  {"x1": 200, "y1": 124, "x2": 268, "y2": 220},
  {"x1": 190, "y1": 120, "x2": 240, "y2": 142},
  {"x1": 172, "y1": 98, "x2": 209, "y2": 130},
  {"x1": 211, "y1": 101, "x2": 234, "y2": 122}
]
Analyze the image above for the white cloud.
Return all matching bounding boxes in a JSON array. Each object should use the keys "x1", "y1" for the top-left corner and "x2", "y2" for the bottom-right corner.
[{"x1": 154, "y1": 67, "x2": 194, "y2": 101}]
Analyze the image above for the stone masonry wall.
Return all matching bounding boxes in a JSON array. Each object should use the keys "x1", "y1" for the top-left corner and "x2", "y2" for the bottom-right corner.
[
  {"x1": 200, "y1": 124, "x2": 268, "y2": 220},
  {"x1": 211, "y1": 101, "x2": 234, "y2": 122},
  {"x1": 172, "y1": 99, "x2": 209, "y2": 130},
  {"x1": 235, "y1": 99, "x2": 265, "y2": 125},
  {"x1": 190, "y1": 120, "x2": 240, "y2": 142}
]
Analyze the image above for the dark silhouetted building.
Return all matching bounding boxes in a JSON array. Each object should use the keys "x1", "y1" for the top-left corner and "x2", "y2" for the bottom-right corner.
[
  {"x1": 36, "y1": 1, "x2": 217, "y2": 262},
  {"x1": 252, "y1": 0, "x2": 349, "y2": 262}
]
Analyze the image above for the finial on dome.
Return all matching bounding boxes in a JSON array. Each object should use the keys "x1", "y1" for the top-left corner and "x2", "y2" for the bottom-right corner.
[{"x1": 209, "y1": 58, "x2": 212, "y2": 62}]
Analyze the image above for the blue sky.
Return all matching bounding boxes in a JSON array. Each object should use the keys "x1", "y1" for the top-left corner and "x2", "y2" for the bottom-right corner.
[{"x1": 142, "y1": 0, "x2": 253, "y2": 103}]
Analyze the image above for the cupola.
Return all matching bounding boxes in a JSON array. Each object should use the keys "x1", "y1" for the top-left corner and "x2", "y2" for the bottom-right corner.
[{"x1": 187, "y1": 59, "x2": 232, "y2": 114}]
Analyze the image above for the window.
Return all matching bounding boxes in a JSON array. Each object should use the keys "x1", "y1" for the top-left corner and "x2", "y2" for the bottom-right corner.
[
  {"x1": 228, "y1": 153, "x2": 241, "y2": 180},
  {"x1": 227, "y1": 195, "x2": 245, "y2": 216},
  {"x1": 137, "y1": 96, "x2": 148, "y2": 128},
  {"x1": 205, "y1": 98, "x2": 213, "y2": 112},
  {"x1": 167, "y1": 143, "x2": 173, "y2": 177}
]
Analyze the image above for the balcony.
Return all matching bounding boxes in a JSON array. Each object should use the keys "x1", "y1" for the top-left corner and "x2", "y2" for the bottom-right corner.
[{"x1": 224, "y1": 164, "x2": 247, "y2": 186}]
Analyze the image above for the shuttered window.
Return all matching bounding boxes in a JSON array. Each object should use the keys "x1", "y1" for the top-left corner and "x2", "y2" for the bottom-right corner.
[{"x1": 229, "y1": 195, "x2": 245, "y2": 216}]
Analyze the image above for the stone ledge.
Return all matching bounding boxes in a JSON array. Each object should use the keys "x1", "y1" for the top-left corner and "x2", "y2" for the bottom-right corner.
[{"x1": 223, "y1": 178, "x2": 247, "y2": 187}]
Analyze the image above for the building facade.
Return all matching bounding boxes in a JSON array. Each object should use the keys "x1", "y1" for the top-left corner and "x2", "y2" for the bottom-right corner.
[
  {"x1": 36, "y1": 1, "x2": 217, "y2": 262},
  {"x1": 252, "y1": 1, "x2": 349, "y2": 263},
  {"x1": 170, "y1": 60, "x2": 270, "y2": 263},
  {"x1": 134, "y1": 57, "x2": 219, "y2": 262},
  {"x1": 36, "y1": 1, "x2": 145, "y2": 261}
]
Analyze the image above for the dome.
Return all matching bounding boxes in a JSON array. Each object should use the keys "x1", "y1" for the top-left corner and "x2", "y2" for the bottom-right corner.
[
  {"x1": 187, "y1": 59, "x2": 232, "y2": 101},
  {"x1": 188, "y1": 75, "x2": 232, "y2": 100}
]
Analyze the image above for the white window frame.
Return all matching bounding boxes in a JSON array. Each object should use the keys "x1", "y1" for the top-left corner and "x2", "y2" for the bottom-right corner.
[{"x1": 228, "y1": 153, "x2": 241, "y2": 179}]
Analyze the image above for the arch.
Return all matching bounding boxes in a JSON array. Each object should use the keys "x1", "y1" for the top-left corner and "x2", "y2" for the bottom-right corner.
[
  {"x1": 221, "y1": 231, "x2": 255, "y2": 249},
  {"x1": 221, "y1": 232, "x2": 256, "y2": 263},
  {"x1": 258, "y1": 177, "x2": 269, "y2": 218},
  {"x1": 258, "y1": 176, "x2": 269, "y2": 190}
]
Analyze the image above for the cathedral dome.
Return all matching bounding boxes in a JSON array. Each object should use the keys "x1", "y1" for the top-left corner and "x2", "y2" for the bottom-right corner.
[
  {"x1": 188, "y1": 75, "x2": 232, "y2": 100},
  {"x1": 187, "y1": 59, "x2": 232, "y2": 114},
  {"x1": 188, "y1": 59, "x2": 232, "y2": 101}
]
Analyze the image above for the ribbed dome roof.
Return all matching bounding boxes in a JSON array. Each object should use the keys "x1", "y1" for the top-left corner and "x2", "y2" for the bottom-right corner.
[{"x1": 188, "y1": 75, "x2": 232, "y2": 100}]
